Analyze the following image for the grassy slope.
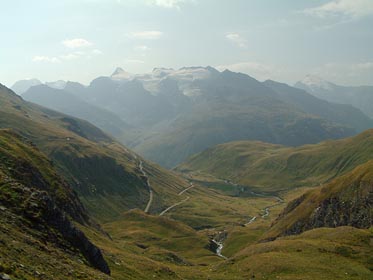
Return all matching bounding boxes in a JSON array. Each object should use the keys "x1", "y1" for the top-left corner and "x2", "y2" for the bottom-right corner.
[
  {"x1": 222, "y1": 227, "x2": 373, "y2": 280},
  {"x1": 177, "y1": 129, "x2": 373, "y2": 192},
  {"x1": 85, "y1": 182, "x2": 309, "y2": 279},
  {"x1": 0, "y1": 84, "x2": 188, "y2": 222},
  {"x1": 88, "y1": 179, "x2": 373, "y2": 280},
  {"x1": 0, "y1": 129, "x2": 87, "y2": 222},
  {"x1": 264, "y1": 160, "x2": 373, "y2": 240},
  {"x1": 0, "y1": 129, "x2": 110, "y2": 279},
  {"x1": 0, "y1": 124, "x2": 371, "y2": 279},
  {"x1": 81, "y1": 208, "x2": 224, "y2": 280},
  {"x1": 0, "y1": 214, "x2": 111, "y2": 280},
  {"x1": 1, "y1": 83, "x2": 372, "y2": 279}
]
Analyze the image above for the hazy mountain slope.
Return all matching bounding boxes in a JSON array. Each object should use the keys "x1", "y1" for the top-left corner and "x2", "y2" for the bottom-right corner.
[
  {"x1": 265, "y1": 79, "x2": 373, "y2": 132},
  {"x1": 0, "y1": 84, "x2": 188, "y2": 222},
  {"x1": 134, "y1": 70, "x2": 355, "y2": 167},
  {"x1": 84, "y1": 77, "x2": 178, "y2": 127},
  {"x1": 11, "y1": 78, "x2": 42, "y2": 94},
  {"x1": 295, "y1": 76, "x2": 373, "y2": 118},
  {"x1": 23, "y1": 84, "x2": 132, "y2": 139},
  {"x1": 21, "y1": 68, "x2": 371, "y2": 169},
  {"x1": 177, "y1": 129, "x2": 373, "y2": 192},
  {"x1": 265, "y1": 160, "x2": 373, "y2": 240},
  {"x1": 0, "y1": 129, "x2": 110, "y2": 276}
]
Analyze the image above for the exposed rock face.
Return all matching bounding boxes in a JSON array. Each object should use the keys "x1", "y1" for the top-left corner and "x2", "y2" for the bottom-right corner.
[
  {"x1": 268, "y1": 167, "x2": 373, "y2": 239},
  {"x1": 1, "y1": 181, "x2": 111, "y2": 275},
  {"x1": 283, "y1": 191, "x2": 372, "y2": 236},
  {"x1": 29, "y1": 189, "x2": 111, "y2": 275},
  {"x1": 0, "y1": 129, "x2": 110, "y2": 275},
  {"x1": 308, "y1": 188, "x2": 372, "y2": 229}
]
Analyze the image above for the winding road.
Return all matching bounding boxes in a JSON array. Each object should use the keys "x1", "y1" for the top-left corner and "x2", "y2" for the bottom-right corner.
[
  {"x1": 244, "y1": 216, "x2": 257, "y2": 226},
  {"x1": 159, "y1": 182, "x2": 194, "y2": 216},
  {"x1": 178, "y1": 182, "x2": 195, "y2": 196},
  {"x1": 137, "y1": 159, "x2": 153, "y2": 213},
  {"x1": 159, "y1": 196, "x2": 190, "y2": 216},
  {"x1": 221, "y1": 177, "x2": 285, "y2": 225}
]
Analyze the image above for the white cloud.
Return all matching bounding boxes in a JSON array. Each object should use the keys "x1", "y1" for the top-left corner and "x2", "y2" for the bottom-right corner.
[
  {"x1": 354, "y1": 62, "x2": 373, "y2": 70},
  {"x1": 134, "y1": 45, "x2": 150, "y2": 51},
  {"x1": 225, "y1": 33, "x2": 248, "y2": 49},
  {"x1": 33, "y1": 48, "x2": 103, "y2": 64},
  {"x1": 146, "y1": 0, "x2": 188, "y2": 9},
  {"x1": 32, "y1": 56, "x2": 60, "y2": 63},
  {"x1": 91, "y1": 49, "x2": 103, "y2": 55},
  {"x1": 129, "y1": 31, "x2": 163, "y2": 40},
  {"x1": 216, "y1": 62, "x2": 276, "y2": 81},
  {"x1": 62, "y1": 38, "x2": 93, "y2": 49},
  {"x1": 303, "y1": 0, "x2": 373, "y2": 19},
  {"x1": 61, "y1": 49, "x2": 102, "y2": 60}
]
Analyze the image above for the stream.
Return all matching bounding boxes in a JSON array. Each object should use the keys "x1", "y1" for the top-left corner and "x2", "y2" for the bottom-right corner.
[
  {"x1": 222, "y1": 177, "x2": 285, "y2": 224},
  {"x1": 212, "y1": 239, "x2": 227, "y2": 259}
]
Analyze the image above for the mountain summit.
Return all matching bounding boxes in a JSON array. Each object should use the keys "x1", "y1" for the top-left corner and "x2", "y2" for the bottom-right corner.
[
  {"x1": 11, "y1": 78, "x2": 42, "y2": 94},
  {"x1": 295, "y1": 76, "x2": 373, "y2": 118},
  {"x1": 296, "y1": 75, "x2": 335, "y2": 92},
  {"x1": 111, "y1": 67, "x2": 133, "y2": 80}
]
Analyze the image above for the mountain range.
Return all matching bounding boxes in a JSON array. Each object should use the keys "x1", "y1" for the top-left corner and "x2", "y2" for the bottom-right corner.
[
  {"x1": 2, "y1": 75, "x2": 373, "y2": 279},
  {"x1": 16, "y1": 67, "x2": 373, "y2": 168},
  {"x1": 296, "y1": 75, "x2": 373, "y2": 118}
]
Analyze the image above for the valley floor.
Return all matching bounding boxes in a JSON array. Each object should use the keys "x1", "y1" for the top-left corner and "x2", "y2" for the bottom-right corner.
[
  {"x1": 80, "y1": 174, "x2": 373, "y2": 279},
  {"x1": 1, "y1": 171, "x2": 372, "y2": 279}
]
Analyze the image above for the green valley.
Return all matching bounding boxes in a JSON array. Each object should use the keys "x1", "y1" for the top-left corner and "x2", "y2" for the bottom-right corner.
[
  {"x1": 0, "y1": 80, "x2": 372, "y2": 279},
  {"x1": 177, "y1": 129, "x2": 373, "y2": 192}
]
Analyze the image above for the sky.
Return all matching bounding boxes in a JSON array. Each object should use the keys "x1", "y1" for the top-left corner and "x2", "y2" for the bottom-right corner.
[{"x1": 1, "y1": 0, "x2": 373, "y2": 87}]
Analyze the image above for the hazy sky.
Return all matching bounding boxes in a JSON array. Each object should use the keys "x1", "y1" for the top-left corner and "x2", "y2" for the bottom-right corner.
[{"x1": 1, "y1": 0, "x2": 373, "y2": 87}]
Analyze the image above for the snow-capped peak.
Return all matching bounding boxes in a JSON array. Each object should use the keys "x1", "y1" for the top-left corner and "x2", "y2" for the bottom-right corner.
[
  {"x1": 111, "y1": 67, "x2": 133, "y2": 80},
  {"x1": 299, "y1": 75, "x2": 334, "y2": 91}
]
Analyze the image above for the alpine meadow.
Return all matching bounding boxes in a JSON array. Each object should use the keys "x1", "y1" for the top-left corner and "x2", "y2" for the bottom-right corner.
[{"x1": 1, "y1": 1, "x2": 373, "y2": 279}]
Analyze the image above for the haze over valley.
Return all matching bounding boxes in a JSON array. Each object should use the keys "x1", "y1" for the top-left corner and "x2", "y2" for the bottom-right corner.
[{"x1": 1, "y1": 1, "x2": 373, "y2": 279}]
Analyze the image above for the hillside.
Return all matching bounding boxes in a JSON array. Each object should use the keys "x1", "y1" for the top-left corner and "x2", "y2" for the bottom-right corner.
[
  {"x1": 295, "y1": 75, "x2": 373, "y2": 118},
  {"x1": 11, "y1": 78, "x2": 42, "y2": 95},
  {"x1": 177, "y1": 129, "x2": 373, "y2": 192},
  {"x1": 132, "y1": 69, "x2": 361, "y2": 167},
  {"x1": 23, "y1": 84, "x2": 133, "y2": 140},
  {"x1": 17, "y1": 67, "x2": 373, "y2": 168},
  {"x1": 0, "y1": 129, "x2": 111, "y2": 278},
  {"x1": 222, "y1": 227, "x2": 373, "y2": 279},
  {"x1": 1, "y1": 82, "x2": 372, "y2": 279},
  {"x1": 264, "y1": 160, "x2": 373, "y2": 240},
  {"x1": 265, "y1": 79, "x2": 372, "y2": 133},
  {"x1": 0, "y1": 84, "x2": 189, "y2": 222}
]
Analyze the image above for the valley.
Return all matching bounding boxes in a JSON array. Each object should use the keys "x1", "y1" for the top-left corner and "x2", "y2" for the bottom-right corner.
[
  {"x1": 85, "y1": 174, "x2": 314, "y2": 279},
  {"x1": 2, "y1": 1, "x2": 373, "y2": 279},
  {"x1": 1, "y1": 67, "x2": 373, "y2": 279}
]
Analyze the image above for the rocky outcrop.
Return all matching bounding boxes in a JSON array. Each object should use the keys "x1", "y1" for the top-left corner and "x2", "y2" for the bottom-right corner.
[
  {"x1": 284, "y1": 183, "x2": 373, "y2": 236},
  {"x1": 1, "y1": 183, "x2": 110, "y2": 275},
  {"x1": 267, "y1": 164, "x2": 373, "y2": 239},
  {"x1": 31, "y1": 190, "x2": 110, "y2": 274},
  {"x1": 0, "y1": 130, "x2": 111, "y2": 275}
]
